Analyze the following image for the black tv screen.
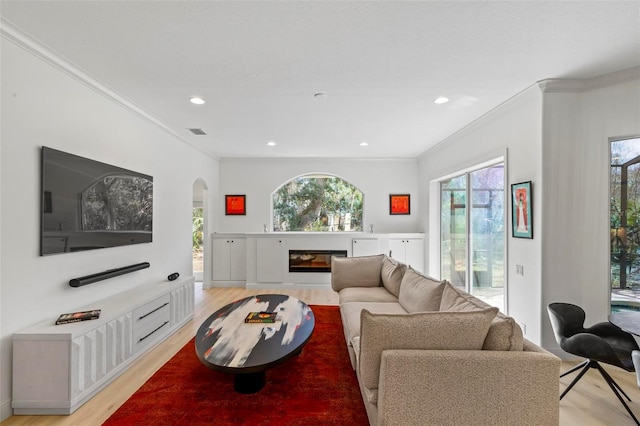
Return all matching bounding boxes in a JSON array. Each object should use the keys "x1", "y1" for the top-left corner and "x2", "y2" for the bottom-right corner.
[{"x1": 41, "y1": 147, "x2": 153, "y2": 255}]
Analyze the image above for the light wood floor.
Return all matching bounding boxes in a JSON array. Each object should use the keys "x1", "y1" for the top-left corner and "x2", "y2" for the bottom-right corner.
[{"x1": 2, "y1": 284, "x2": 640, "y2": 425}]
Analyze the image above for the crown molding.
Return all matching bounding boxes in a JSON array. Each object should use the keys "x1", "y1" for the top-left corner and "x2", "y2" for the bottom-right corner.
[
  {"x1": 0, "y1": 17, "x2": 217, "y2": 160},
  {"x1": 219, "y1": 156, "x2": 418, "y2": 164},
  {"x1": 538, "y1": 66, "x2": 640, "y2": 93},
  {"x1": 417, "y1": 82, "x2": 541, "y2": 161}
]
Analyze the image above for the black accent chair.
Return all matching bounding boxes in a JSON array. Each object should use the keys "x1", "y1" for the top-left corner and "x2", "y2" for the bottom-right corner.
[{"x1": 548, "y1": 302, "x2": 640, "y2": 425}]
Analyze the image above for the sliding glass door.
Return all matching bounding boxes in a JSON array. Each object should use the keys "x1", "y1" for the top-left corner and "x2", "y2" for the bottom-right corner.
[
  {"x1": 441, "y1": 164, "x2": 505, "y2": 311},
  {"x1": 441, "y1": 175, "x2": 467, "y2": 288},
  {"x1": 610, "y1": 137, "x2": 640, "y2": 312}
]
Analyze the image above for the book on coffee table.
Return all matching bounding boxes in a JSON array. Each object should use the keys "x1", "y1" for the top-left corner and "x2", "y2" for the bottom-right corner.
[
  {"x1": 55, "y1": 309, "x2": 101, "y2": 325},
  {"x1": 244, "y1": 311, "x2": 279, "y2": 323}
]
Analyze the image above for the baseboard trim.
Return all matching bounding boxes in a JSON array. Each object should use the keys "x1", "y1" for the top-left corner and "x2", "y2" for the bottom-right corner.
[
  {"x1": 203, "y1": 281, "x2": 245, "y2": 289},
  {"x1": 1, "y1": 399, "x2": 13, "y2": 422},
  {"x1": 245, "y1": 282, "x2": 296, "y2": 290},
  {"x1": 294, "y1": 283, "x2": 333, "y2": 291},
  {"x1": 245, "y1": 282, "x2": 332, "y2": 291}
]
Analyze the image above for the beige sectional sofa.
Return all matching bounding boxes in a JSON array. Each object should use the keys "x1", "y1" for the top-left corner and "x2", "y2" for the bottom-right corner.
[{"x1": 331, "y1": 254, "x2": 560, "y2": 426}]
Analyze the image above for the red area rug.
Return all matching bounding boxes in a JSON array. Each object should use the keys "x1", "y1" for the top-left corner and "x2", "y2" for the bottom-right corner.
[{"x1": 103, "y1": 305, "x2": 368, "y2": 425}]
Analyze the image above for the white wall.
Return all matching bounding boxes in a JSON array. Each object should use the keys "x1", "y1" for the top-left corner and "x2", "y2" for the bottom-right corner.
[
  {"x1": 0, "y1": 37, "x2": 219, "y2": 419},
  {"x1": 418, "y1": 69, "x2": 640, "y2": 354},
  {"x1": 217, "y1": 157, "x2": 422, "y2": 235},
  {"x1": 540, "y1": 73, "x2": 640, "y2": 351},
  {"x1": 418, "y1": 86, "x2": 544, "y2": 343}
]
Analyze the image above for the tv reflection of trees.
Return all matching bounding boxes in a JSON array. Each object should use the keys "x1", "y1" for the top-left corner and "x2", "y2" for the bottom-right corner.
[{"x1": 82, "y1": 175, "x2": 153, "y2": 231}]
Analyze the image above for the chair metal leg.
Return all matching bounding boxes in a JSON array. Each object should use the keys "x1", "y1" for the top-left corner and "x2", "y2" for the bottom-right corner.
[
  {"x1": 596, "y1": 363, "x2": 633, "y2": 401},
  {"x1": 561, "y1": 360, "x2": 639, "y2": 425},
  {"x1": 593, "y1": 363, "x2": 640, "y2": 426},
  {"x1": 560, "y1": 359, "x2": 589, "y2": 378},
  {"x1": 560, "y1": 360, "x2": 592, "y2": 400}
]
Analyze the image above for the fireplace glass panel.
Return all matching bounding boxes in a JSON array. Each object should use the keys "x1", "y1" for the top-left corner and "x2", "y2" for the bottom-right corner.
[{"x1": 289, "y1": 250, "x2": 348, "y2": 272}]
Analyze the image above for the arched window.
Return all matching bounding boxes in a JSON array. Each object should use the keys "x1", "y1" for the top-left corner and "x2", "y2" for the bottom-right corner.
[
  {"x1": 81, "y1": 174, "x2": 153, "y2": 231},
  {"x1": 272, "y1": 174, "x2": 363, "y2": 232}
]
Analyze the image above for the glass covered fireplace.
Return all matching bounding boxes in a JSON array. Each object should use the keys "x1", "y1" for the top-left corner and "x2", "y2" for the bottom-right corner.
[{"x1": 289, "y1": 250, "x2": 348, "y2": 272}]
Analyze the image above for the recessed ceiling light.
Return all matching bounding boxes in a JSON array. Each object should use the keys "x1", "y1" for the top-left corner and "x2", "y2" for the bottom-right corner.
[
  {"x1": 266, "y1": 141, "x2": 277, "y2": 147},
  {"x1": 189, "y1": 97, "x2": 206, "y2": 105},
  {"x1": 360, "y1": 142, "x2": 369, "y2": 147},
  {"x1": 434, "y1": 96, "x2": 449, "y2": 104}
]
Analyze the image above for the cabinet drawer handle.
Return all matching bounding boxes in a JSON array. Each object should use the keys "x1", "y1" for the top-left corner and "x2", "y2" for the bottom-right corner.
[
  {"x1": 139, "y1": 321, "x2": 169, "y2": 342},
  {"x1": 138, "y1": 302, "x2": 169, "y2": 320}
]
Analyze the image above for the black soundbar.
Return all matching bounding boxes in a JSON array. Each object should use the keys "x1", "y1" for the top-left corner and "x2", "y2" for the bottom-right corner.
[{"x1": 69, "y1": 262, "x2": 150, "y2": 288}]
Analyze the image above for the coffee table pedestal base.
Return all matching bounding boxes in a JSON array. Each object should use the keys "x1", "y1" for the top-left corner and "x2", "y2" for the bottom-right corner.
[{"x1": 234, "y1": 371, "x2": 266, "y2": 394}]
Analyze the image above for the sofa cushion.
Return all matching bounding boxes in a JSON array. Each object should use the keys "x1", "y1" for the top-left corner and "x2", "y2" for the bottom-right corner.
[
  {"x1": 381, "y1": 256, "x2": 406, "y2": 298},
  {"x1": 398, "y1": 267, "x2": 446, "y2": 313},
  {"x1": 440, "y1": 282, "x2": 524, "y2": 351},
  {"x1": 331, "y1": 254, "x2": 384, "y2": 292},
  {"x1": 341, "y1": 302, "x2": 408, "y2": 344},
  {"x1": 359, "y1": 307, "x2": 499, "y2": 389},
  {"x1": 338, "y1": 287, "x2": 398, "y2": 305}
]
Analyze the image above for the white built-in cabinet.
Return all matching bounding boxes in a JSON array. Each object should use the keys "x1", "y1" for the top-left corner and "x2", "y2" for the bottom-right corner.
[
  {"x1": 211, "y1": 235, "x2": 246, "y2": 284},
  {"x1": 389, "y1": 237, "x2": 425, "y2": 272},
  {"x1": 256, "y1": 238, "x2": 285, "y2": 282},
  {"x1": 352, "y1": 238, "x2": 381, "y2": 257},
  {"x1": 211, "y1": 232, "x2": 424, "y2": 288},
  {"x1": 12, "y1": 277, "x2": 195, "y2": 415}
]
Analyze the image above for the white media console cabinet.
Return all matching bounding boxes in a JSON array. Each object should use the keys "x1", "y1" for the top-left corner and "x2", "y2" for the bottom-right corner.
[{"x1": 11, "y1": 276, "x2": 195, "y2": 415}]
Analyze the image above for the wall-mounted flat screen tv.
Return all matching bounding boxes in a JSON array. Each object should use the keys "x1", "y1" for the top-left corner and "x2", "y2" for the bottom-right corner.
[{"x1": 41, "y1": 147, "x2": 153, "y2": 255}]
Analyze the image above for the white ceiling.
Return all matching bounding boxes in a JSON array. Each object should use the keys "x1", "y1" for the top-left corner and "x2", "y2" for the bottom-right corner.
[{"x1": 2, "y1": 1, "x2": 639, "y2": 159}]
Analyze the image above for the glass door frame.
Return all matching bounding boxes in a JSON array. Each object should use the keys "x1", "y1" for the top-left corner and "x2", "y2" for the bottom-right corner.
[
  {"x1": 609, "y1": 135, "x2": 640, "y2": 313},
  {"x1": 430, "y1": 155, "x2": 508, "y2": 313}
]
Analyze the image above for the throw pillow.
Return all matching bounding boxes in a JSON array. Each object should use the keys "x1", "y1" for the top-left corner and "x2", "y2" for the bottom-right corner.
[
  {"x1": 440, "y1": 281, "x2": 523, "y2": 351},
  {"x1": 331, "y1": 254, "x2": 384, "y2": 292},
  {"x1": 439, "y1": 281, "x2": 490, "y2": 311},
  {"x1": 381, "y1": 256, "x2": 406, "y2": 298},
  {"x1": 398, "y1": 267, "x2": 446, "y2": 312},
  {"x1": 359, "y1": 307, "x2": 499, "y2": 389}
]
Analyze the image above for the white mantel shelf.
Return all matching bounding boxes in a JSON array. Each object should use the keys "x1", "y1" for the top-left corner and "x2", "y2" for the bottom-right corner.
[
  {"x1": 240, "y1": 232, "x2": 422, "y2": 238},
  {"x1": 208, "y1": 232, "x2": 425, "y2": 290}
]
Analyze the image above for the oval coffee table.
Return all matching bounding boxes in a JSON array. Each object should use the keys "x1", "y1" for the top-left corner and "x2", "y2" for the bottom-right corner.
[{"x1": 195, "y1": 294, "x2": 315, "y2": 393}]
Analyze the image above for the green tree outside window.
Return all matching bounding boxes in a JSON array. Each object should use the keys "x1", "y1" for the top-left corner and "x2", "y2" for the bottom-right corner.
[{"x1": 272, "y1": 175, "x2": 363, "y2": 232}]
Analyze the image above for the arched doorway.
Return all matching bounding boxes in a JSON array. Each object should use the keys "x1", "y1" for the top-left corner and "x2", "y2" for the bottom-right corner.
[{"x1": 192, "y1": 179, "x2": 209, "y2": 283}]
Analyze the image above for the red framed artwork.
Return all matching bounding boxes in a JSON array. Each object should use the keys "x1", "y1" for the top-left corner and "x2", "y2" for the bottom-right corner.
[
  {"x1": 389, "y1": 194, "x2": 410, "y2": 215},
  {"x1": 225, "y1": 195, "x2": 246, "y2": 215}
]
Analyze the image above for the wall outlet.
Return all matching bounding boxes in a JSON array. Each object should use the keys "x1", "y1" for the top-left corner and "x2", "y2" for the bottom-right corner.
[{"x1": 516, "y1": 264, "x2": 524, "y2": 276}]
